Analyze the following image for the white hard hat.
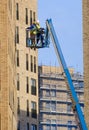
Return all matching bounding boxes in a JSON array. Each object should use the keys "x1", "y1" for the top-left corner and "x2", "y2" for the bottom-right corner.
[{"x1": 37, "y1": 20, "x2": 40, "y2": 23}]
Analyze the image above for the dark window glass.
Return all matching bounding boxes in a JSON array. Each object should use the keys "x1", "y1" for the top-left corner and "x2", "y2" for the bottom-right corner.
[
  {"x1": 26, "y1": 30, "x2": 29, "y2": 46},
  {"x1": 26, "y1": 8, "x2": 28, "y2": 24},
  {"x1": 31, "y1": 124, "x2": 37, "y2": 130},
  {"x1": 17, "y1": 50, "x2": 19, "y2": 66},
  {"x1": 26, "y1": 54, "x2": 29, "y2": 70},
  {"x1": 34, "y1": 57, "x2": 36, "y2": 73},
  {"x1": 30, "y1": 10, "x2": 32, "y2": 25},
  {"x1": 27, "y1": 123, "x2": 29, "y2": 130},
  {"x1": 26, "y1": 77, "x2": 29, "y2": 93},
  {"x1": 27, "y1": 100, "x2": 29, "y2": 116},
  {"x1": 33, "y1": 12, "x2": 36, "y2": 22},
  {"x1": 30, "y1": 55, "x2": 33, "y2": 72},
  {"x1": 31, "y1": 101, "x2": 37, "y2": 118},
  {"x1": 17, "y1": 73, "x2": 20, "y2": 90},
  {"x1": 17, "y1": 97, "x2": 20, "y2": 114},
  {"x1": 16, "y1": 3, "x2": 19, "y2": 20},
  {"x1": 15, "y1": 26, "x2": 19, "y2": 43},
  {"x1": 17, "y1": 121, "x2": 20, "y2": 130},
  {"x1": 31, "y1": 78, "x2": 36, "y2": 95}
]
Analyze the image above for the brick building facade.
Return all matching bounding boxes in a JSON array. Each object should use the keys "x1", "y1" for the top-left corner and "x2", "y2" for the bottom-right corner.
[
  {"x1": 0, "y1": 0, "x2": 38, "y2": 130},
  {"x1": 39, "y1": 66, "x2": 84, "y2": 130},
  {"x1": 0, "y1": 0, "x2": 17, "y2": 130},
  {"x1": 83, "y1": 0, "x2": 89, "y2": 128}
]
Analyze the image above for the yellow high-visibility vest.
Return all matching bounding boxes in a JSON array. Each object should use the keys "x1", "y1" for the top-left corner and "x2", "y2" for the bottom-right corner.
[
  {"x1": 30, "y1": 23, "x2": 40, "y2": 35},
  {"x1": 32, "y1": 30, "x2": 37, "y2": 34},
  {"x1": 35, "y1": 23, "x2": 40, "y2": 30}
]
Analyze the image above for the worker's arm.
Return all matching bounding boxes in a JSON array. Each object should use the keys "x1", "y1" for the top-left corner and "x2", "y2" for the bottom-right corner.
[{"x1": 26, "y1": 24, "x2": 36, "y2": 31}]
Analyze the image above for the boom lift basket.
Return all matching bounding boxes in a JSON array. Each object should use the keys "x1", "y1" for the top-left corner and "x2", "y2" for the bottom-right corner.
[{"x1": 26, "y1": 28, "x2": 50, "y2": 49}]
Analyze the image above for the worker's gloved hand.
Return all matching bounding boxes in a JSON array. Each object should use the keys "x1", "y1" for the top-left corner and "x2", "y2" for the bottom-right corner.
[
  {"x1": 26, "y1": 26, "x2": 32, "y2": 30},
  {"x1": 39, "y1": 28, "x2": 45, "y2": 33},
  {"x1": 26, "y1": 25, "x2": 36, "y2": 31}
]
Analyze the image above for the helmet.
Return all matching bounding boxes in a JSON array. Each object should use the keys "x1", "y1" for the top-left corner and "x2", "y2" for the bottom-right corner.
[{"x1": 36, "y1": 20, "x2": 40, "y2": 24}]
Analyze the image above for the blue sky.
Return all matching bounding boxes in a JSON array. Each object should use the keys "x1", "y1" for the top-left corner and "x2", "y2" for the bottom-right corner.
[{"x1": 38, "y1": 0, "x2": 83, "y2": 73}]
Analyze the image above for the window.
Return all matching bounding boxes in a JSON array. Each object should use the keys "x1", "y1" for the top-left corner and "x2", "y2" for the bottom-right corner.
[
  {"x1": 16, "y1": 3, "x2": 19, "y2": 20},
  {"x1": 46, "y1": 90, "x2": 50, "y2": 97},
  {"x1": 67, "y1": 92, "x2": 70, "y2": 99},
  {"x1": 31, "y1": 78, "x2": 36, "y2": 95},
  {"x1": 47, "y1": 126, "x2": 51, "y2": 130},
  {"x1": 46, "y1": 102, "x2": 50, "y2": 110},
  {"x1": 26, "y1": 54, "x2": 29, "y2": 70},
  {"x1": 31, "y1": 101, "x2": 36, "y2": 109},
  {"x1": 17, "y1": 50, "x2": 19, "y2": 66},
  {"x1": 31, "y1": 124, "x2": 37, "y2": 130},
  {"x1": 17, "y1": 121, "x2": 20, "y2": 130},
  {"x1": 16, "y1": 26, "x2": 19, "y2": 43},
  {"x1": 68, "y1": 121, "x2": 72, "y2": 130},
  {"x1": 26, "y1": 30, "x2": 29, "y2": 46},
  {"x1": 26, "y1": 77, "x2": 29, "y2": 93},
  {"x1": 51, "y1": 102, "x2": 56, "y2": 111},
  {"x1": 25, "y1": 8, "x2": 28, "y2": 24},
  {"x1": 31, "y1": 101, "x2": 37, "y2": 118},
  {"x1": 17, "y1": 73, "x2": 20, "y2": 90},
  {"x1": 68, "y1": 127, "x2": 72, "y2": 130},
  {"x1": 51, "y1": 90, "x2": 56, "y2": 97},
  {"x1": 46, "y1": 119, "x2": 51, "y2": 124},
  {"x1": 51, "y1": 119, "x2": 56, "y2": 124},
  {"x1": 67, "y1": 104, "x2": 71, "y2": 112},
  {"x1": 15, "y1": 26, "x2": 19, "y2": 43},
  {"x1": 27, "y1": 123, "x2": 29, "y2": 130},
  {"x1": 34, "y1": 57, "x2": 36, "y2": 73},
  {"x1": 51, "y1": 126, "x2": 56, "y2": 130},
  {"x1": 27, "y1": 100, "x2": 29, "y2": 116},
  {"x1": 33, "y1": 12, "x2": 36, "y2": 22},
  {"x1": 30, "y1": 55, "x2": 33, "y2": 72},
  {"x1": 30, "y1": 10, "x2": 32, "y2": 25},
  {"x1": 17, "y1": 97, "x2": 20, "y2": 114},
  {"x1": 68, "y1": 121, "x2": 72, "y2": 125}
]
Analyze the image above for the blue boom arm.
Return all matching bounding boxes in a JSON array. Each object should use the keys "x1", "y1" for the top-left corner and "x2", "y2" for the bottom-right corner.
[{"x1": 46, "y1": 19, "x2": 87, "y2": 130}]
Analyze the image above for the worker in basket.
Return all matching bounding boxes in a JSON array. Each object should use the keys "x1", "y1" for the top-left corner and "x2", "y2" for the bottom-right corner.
[{"x1": 26, "y1": 20, "x2": 45, "y2": 46}]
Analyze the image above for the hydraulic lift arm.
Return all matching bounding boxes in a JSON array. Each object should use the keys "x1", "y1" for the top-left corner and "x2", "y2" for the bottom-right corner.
[{"x1": 46, "y1": 19, "x2": 88, "y2": 130}]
